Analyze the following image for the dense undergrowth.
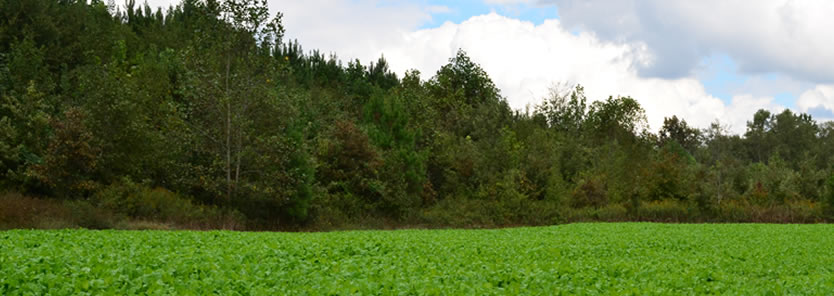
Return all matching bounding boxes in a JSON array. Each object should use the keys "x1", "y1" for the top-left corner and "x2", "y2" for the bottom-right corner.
[{"x1": 1, "y1": 191, "x2": 826, "y2": 231}]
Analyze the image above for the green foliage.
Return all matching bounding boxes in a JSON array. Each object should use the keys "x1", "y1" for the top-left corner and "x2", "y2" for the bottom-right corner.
[
  {"x1": 744, "y1": 109, "x2": 819, "y2": 166},
  {"x1": 92, "y1": 178, "x2": 242, "y2": 226},
  {"x1": 643, "y1": 142, "x2": 694, "y2": 201},
  {"x1": 429, "y1": 49, "x2": 501, "y2": 107},
  {"x1": 2, "y1": 0, "x2": 834, "y2": 229},
  {"x1": 825, "y1": 174, "x2": 834, "y2": 218},
  {"x1": 570, "y1": 175, "x2": 608, "y2": 208},
  {"x1": 4, "y1": 224, "x2": 834, "y2": 294},
  {"x1": 536, "y1": 84, "x2": 587, "y2": 134},
  {"x1": 63, "y1": 199, "x2": 118, "y2": 229},
  {"x1": 659, "y1": 115, "x2": 701, "y2": 155},
  {"x1": 0, "y1": 81, "x2": 51, "y2": 188},
  {"x1": 636, "y1": 199, "x2": 691, "y2": 222},
  {"x1": 32, "y1": 107, "x2": 100, "y2": 198},
  {"x1": 585, "y1": 95, "x2": 647, "y2": 144},
  {"x1": 744, "y1": 156, "x2": 800, "y2": 206},
  {"x1": 316, "y1": 120, "x2": 385, "y2": 217}
]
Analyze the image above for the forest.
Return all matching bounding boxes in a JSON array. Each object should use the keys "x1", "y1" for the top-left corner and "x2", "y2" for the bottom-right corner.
[{"x1": 2, "y1": 0, "x2": 834, "y2": 230}]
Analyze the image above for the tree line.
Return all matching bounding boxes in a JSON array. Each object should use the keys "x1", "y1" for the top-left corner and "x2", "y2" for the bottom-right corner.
[{"x1": 2, "y1": 0, "x2": 834, "y2": 229}]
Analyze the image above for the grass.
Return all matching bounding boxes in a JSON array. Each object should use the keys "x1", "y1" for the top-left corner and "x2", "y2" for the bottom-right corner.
[{"x1": 2, "y1": 223, "x2": 833, "y2": 294}]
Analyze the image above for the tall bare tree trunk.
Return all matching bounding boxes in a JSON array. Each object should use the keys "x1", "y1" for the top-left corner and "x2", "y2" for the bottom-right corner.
[
  {"x1": 235, "y1": 117, "x2": 241, "y2": 185},
  {"x1": 225, "y1": 55, "x2": 232, "y2": 201}
]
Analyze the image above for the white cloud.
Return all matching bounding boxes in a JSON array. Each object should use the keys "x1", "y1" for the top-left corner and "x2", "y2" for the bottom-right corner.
[
  {"x1": 798, "y1": 85, "x2": 834, "y2": 119},
  {"x1": 376, "y1": 13, "x2": 782, "y2": 133},
  {"x1": 274, "y1": 0, "x2": 434, "y2": 63},
  {"x1": 723, "y1": 95, "x2": 785, "y2": 133},
  {"x1": 549, "y1": 0, "x2": 834, "y2": 82}
]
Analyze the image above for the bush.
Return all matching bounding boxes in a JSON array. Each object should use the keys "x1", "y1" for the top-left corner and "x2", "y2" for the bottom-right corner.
[
  {"x1": 742, "y1": 199, "x2": 824, "y2": 223},
  {"x1": 717, "y1": 201, "x2": 752, "y2": 222},
  {"x1": 523, "y1": 200, "x2": 564, "y2": 225},
  {"x1": 561, "y1": 204, "x2": 628, "y2": 222},
  {"x1": 562, "y1": 207, "x2": 597, "y2": 222},
  {"x1": 64, "y1": 200, "x2": 117, "y2": 229},
  {"x1": 636, "y1": 199, "x2": 691, "y2": 222},
  {"x1": 31, "y1": 108, "x2": 101, "y2": 199},
  {"x1": 825, "y1": 175, "x2": 834, "y2": 219},
  {"x1": 114, "y1": 220, "x2": 173, "y2": 230},
  {"x1": 781, "y1": 199, "x2": 824, "y2": 223},
  {"x1": 308, "y1": 194, "x2": 355, "y2": 230},
  {"x1": 420, "y1": 197, "x2": 496, "y2": 228},
  {"x1": 94, "y1": 179, "x2": 191, "y2": 221},
  {"x1": 93, "y1": 179, "x2": 245, "y2": 229},
  {"x1": 0, "y1": 192, "x2": 118, "y2": 229},
  {"x1": 597, "y1": 204, "x2": 629, "y2": 221},
  {"x1": 570, "y1": 176, "x2": 607, "y2": 208}
]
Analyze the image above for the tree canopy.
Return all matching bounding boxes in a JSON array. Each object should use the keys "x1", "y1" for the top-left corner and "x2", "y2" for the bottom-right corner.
[{"x1": 2, "y1": 0, "x2": 833, "y2": 229}]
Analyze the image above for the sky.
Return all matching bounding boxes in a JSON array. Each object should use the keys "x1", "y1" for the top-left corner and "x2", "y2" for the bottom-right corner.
[{"x1": 142, "y1": 0, "x2": 834, "y2": 134}]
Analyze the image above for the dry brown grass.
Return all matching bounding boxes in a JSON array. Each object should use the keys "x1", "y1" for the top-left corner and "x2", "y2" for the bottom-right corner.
[{"x1": 0, "y1": 192, "x2": 74, "y2": 229}]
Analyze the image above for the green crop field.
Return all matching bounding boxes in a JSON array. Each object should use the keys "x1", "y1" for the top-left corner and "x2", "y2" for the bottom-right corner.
[{"x1": 2, "y1": 223, "x2": 833, "y2": 295}]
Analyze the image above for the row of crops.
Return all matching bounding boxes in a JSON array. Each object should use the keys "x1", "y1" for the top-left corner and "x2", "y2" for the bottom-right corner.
[{"x1": 2, "y1": 223, "x2": 834, "y2": 294}]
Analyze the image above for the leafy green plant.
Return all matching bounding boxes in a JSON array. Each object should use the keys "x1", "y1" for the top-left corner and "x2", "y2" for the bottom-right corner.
[{"x1": 3, "y1": 224, "x2": 834, "y2": 294}]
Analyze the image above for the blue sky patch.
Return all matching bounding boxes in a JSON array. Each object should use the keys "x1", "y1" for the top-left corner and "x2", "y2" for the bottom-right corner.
[
  {"x1": 806, "y1": 106, "x2": 834, "y2": 120},
  {"x1": 419, "y1": 0, "x2": 559, "y2": 29}
]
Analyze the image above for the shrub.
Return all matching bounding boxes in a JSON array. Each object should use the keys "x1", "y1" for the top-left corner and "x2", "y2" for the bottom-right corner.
[
  {"x1": 734, "y1": 199, "x2": 824, "y2": 223},
  {"x1": 114, "y1": 220, "x2": 172, "y2": 230},
  {"x1": 92, "y1": 179, "x2": 245, "y2": 229},
  {"x1": 31, "y1": 108, "x2": 100, "y2": 198},
  {"x1": 637, "y1": 199, "x2": 690, "y2": 222},
  {"x1": 523, "y1": 200, "x2": 564, "y2": 225},
  {"x1": 64, "y1": 200, "x2": 117, "y2": 229},
  {"x1": 561, "y1": 207, "x2": 597, "y2": 223},
  {"x1": 420, "y1": 197, "x2": 497, "y2": 228},
  {"x1": 717, "y1": 201, "x2": 752, "y2": 222},
  {"x1": 316, "y1": 120, "x2": 385, "y2": 215},
  {"x1": 1, "y1": 191, "x2": 122, "y2": 229},
  {"x1": 785, "y1": 199, "x2": 824, "y2": 223},
  {"x1": 825, "y1": 175, "x2": 834, "y2": 220},
  {"x1": 597, "y1": 203, "x2": 629, "y2": 221},
  {"x1": 0, "y1": 192, "x2": 72, "y2": 229},
  {"x1": 570, "y1": 176, "x2": 607, "y2": 208}
]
